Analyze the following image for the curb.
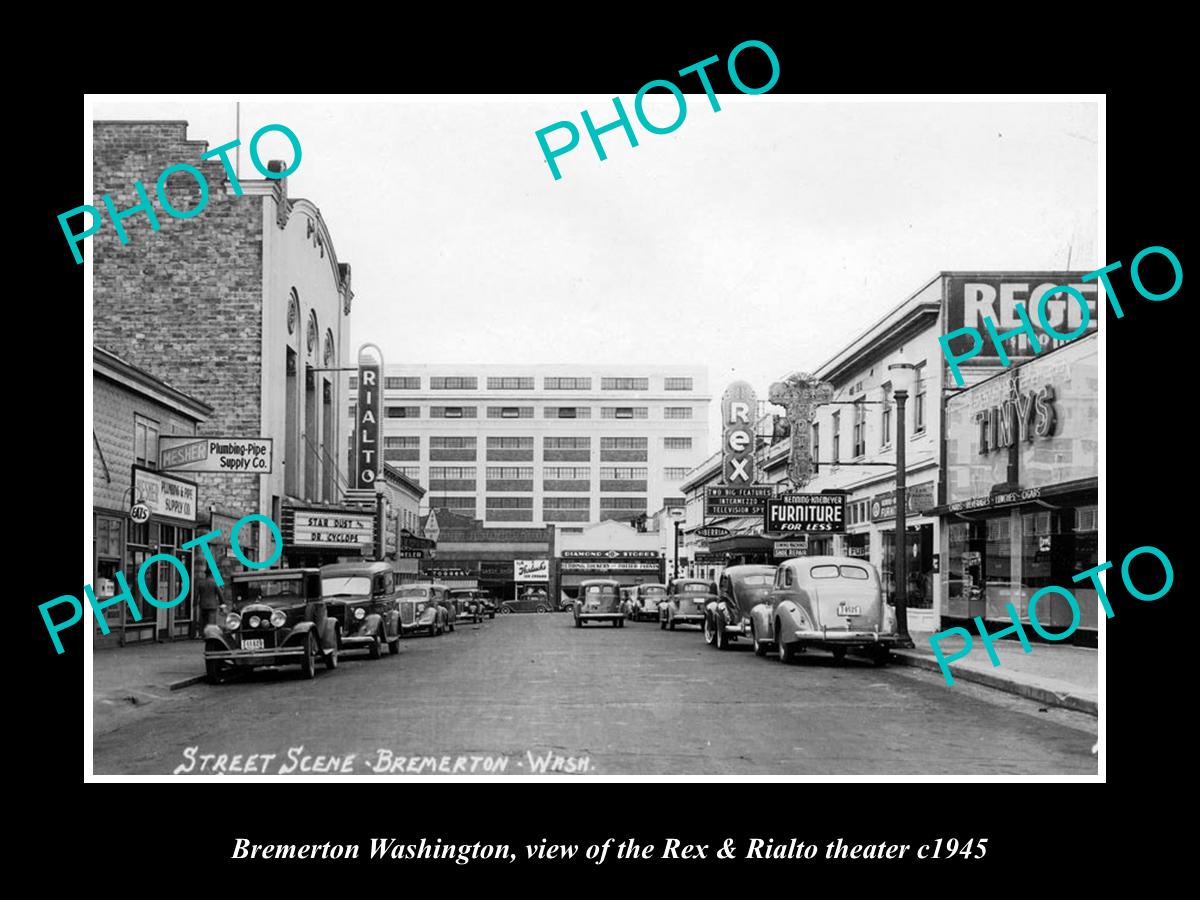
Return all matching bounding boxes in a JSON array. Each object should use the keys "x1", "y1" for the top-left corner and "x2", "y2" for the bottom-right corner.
[
  {"x1": 168, "y1": 674, "x2": 207, "y2": 691},
  {"x1": 889, "y1": 650, "x2": 1098, "y2": 716}
]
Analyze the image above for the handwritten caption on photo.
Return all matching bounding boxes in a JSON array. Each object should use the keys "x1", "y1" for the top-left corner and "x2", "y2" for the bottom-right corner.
[
  {"x1": 231, "y1": 835, "x2": 988, "y2": 864},
  {"x1": 43, "y1": 513, "x2": 282, "y2": 654}
]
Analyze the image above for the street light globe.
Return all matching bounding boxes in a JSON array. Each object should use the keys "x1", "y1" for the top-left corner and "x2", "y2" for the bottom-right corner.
[{"x1": 888, "y1": 356, "x2": 918, "y2": 396}]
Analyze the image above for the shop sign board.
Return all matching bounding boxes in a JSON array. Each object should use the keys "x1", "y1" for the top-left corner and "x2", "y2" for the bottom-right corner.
[
  {"x1": 706, "y1": 486, "x2": 774, "y2": 517},
  {"x1": 159, "y1": 436, "x2": 273, "y2": 474},
  {"x1": 764, "y1": 493, "x2": 845, "y2": 534}
]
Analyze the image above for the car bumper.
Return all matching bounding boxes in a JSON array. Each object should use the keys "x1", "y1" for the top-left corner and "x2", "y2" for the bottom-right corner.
[
  {"x1": 578, "y1": 613, "x2": 623, "y2": 621},
  {"x1": 205, "y1": 647, "x2": 307, "y2": 664},
  {"x1": 672, "y1": 614, "x2": 705, "y2": 624},
  {"x1": 340, "y1": 635, "x2": 380, "y2": 648},
  {"x1": 790, "y1": 629, "x2": 903, "y2": 647}
]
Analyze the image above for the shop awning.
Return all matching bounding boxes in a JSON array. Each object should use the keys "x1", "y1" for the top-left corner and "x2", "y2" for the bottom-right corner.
[{"x1": 926, "y1": 477, "x2": 1098, "y2": 518}]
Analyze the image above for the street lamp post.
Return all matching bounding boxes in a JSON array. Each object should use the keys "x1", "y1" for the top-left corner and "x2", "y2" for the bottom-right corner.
[
  {"x1": 674, "y1": 519, "x2": 681, "y2": 578},
  {"x1": 887, "y1": 357, "x2": 917, "y2": 645}
]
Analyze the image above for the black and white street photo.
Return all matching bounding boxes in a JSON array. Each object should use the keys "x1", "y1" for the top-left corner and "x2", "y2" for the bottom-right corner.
[{"x1": 84, "y1": 95, "x2": 1100, "y2": 777}]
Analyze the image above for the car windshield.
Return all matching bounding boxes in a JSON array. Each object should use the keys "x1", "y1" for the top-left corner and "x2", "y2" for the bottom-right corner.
[
  {"x1": 585, "y1": 586, "x2": 617, "y2": 597},
  {"x1": 321, "y1": 575, "x2": 371, "y2": 597},
  {"x1": 810, "y1": 565, "x2": 870, "y2": 580},
  {"x1": 679, "y1": 583, "x2": 711, "y2": 593},
  {"x1": 233, "y1": 578, "x2": 307, "y2": 608},
  {"x1": 397, "y1": 587, "x2": 429, "y2": 599}
]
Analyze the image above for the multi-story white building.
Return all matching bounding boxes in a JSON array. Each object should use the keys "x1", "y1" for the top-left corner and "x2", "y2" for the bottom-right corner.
[{"x1": 344, "y1": 365, "x2": 710, "y2": 527}]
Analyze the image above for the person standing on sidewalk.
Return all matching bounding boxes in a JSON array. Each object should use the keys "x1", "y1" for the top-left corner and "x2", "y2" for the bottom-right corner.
[{"x1": 197, "y1": 568, "x2": 224, "y2": 631}]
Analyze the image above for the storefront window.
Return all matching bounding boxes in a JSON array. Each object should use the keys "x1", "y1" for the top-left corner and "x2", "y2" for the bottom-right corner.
[{"x1": 881, "y1": 524, "x2": 933, "y2": 609}]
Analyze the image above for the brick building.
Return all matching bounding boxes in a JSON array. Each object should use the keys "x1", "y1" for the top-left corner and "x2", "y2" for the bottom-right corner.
[
  {"x1": 92, "y1": 120, "x2": 355, "y2": 562},
  {"x1": 92, "y1": 347, "x2": 212, "y2": 645}
]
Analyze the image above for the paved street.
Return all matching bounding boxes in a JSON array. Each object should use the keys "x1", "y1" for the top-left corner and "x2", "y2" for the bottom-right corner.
[{"x1": 94, "y1": 614, "x2": 1097, "y2": 775}]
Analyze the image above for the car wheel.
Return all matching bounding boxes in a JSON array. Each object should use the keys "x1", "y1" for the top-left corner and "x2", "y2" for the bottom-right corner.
[
  {"x1": 499, "y1": 607, "x2": 512, "y2": 615},
  {"x1": 388, "y1": 633, "x2": 401, "y2": 655},
  {"x1": 205, "y1": 657, "x2": 224, "y2": 685},
  {"x1": 668, "y1": 616, "x2": 676, "y2": 631},
  {"x1": 776, "y1": 622, "x2": 795, "y2": 663},
  {"x1": 752, "y1": 623, "x2": 767, "y2": 656},
  {"x1": 872, "y1": 648, "x2": 891, "y2": 667},
  {"x1": 831, "y1": 647, "x2": 846, "y2": 662},
  {"x1": 300, "y1": 632, "x2": 318, "y2": 679},
  {"x1": 536, "y1": 605, "x2": 548, "y2": 614},
  {"x1": 490, "y1": 612, "x2": 496, "y2": 619},
  {"x1": 716, "y1": 623, "x2": 730, "y2": 651},
  {"x1": 324, "y1": 638, "x2": 339, "y2": 670},
  {"x1": 659, "y1": 616, "x2": 666, "y2": 630},
  {"x1": 618, "y1": 618, "x2": 625, "y2": 628},
  {"x1": 703, "y1": 615, "x2": 715, "y2": 646},
  {"x1": 369, "y1": 627, "x2": 383, "y2": 660}
]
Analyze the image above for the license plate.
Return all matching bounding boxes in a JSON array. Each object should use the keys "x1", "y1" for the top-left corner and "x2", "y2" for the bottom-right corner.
[
  {"x1": 242, "y1": 638, "x2": 265, "y2": 650},
  {"x1": 837, "y1": 604, "x2": 862, "y2": 617}
]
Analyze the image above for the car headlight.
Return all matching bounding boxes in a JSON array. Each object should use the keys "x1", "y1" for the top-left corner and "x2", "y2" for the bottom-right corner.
[
  {"x1": 417, "y1": 603, "x2": 426, "y2": 613},
  {"x1": 270, "y1": 609, "x2": 287, "y2": 628},
  {"x1": 354, "y1": 607, "x2": 366, "y2": 620},
  {"x1": 225, "y1": 612, "x2": 241, "y2": 631},
  {"x1": 248, "y1": 615, "x2": 262, "y2": 629}
]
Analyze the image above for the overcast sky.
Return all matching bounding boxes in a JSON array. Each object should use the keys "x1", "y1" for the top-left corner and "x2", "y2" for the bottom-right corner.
[{"x1": 92, "y1": 97, "x2": 1098, "y2": 427}]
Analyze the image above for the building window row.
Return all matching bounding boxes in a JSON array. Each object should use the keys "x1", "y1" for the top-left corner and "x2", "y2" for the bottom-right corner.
[
  {"x1": 664, "y1": 377, "x2": 693, "y2": 390},
  {"x1": 430, "y1": 436, "x2": 476, "y2": 448},
  {"x1": 545, "y1": 407, "x2": 592, "y2": 419},
  {"x1": 544, "y1": 436, "x2": 590, "y2": 449},
  {"x1": 437, "y1": 496, "x2": 476, "y2": 509},
  {"x1": 386, "y1": 406, "x2": 419, "y2": 418},
  {"x1": 601, "y1": 407, "x2": 648, "y2": 419},
  {"x1": 664, "y1": 467, "x2": 690, "y2": 480},
  {"x1": 544, "y1": 377, "x2": 592, "y2": 390},
  {"x1": 663, "y1": 437, "x2": 692, "y2": 449},
  {"x1": 429, "y1": 466, "x2": 476, "y2": 479},
  {"x1": 486, "y1": 466, "x2": 534, "y2": 479},
  {"x1": 430, "y1": 376, "x2": 478, "y2": 390},
  {"x1": 600, "y1": 497, "x2": 646, "y2": 509},
  {"x1": 600, "y1": 437, "x2": 647, "y2": 449},
  {"x1": 486, "y1": 406, "x2": 533, "y2": 418},
  {"x1": 488, "y1": 436, "x2": 534, "y2": 449},
  {"x1": 486, "y1": 377, "x2": 535, "y2": 390},
  {"x1": 386, "y1": 376, "x2": 421, "y2": 390},
  {"x1": 817, "y1": 363, "x2": 928, "y2": 466},
  {"x1": 486, "y1": 496, "x2": 533, "y2": 509},
  {"x1": 601, "y1": 377, "x2": 648, "y2": 390},
  {"x1": 384, "y1": 436, "x2": 420, "y2": 449},
  {"x1": 600, "y1": 467, "x2": 647, "y2": 480},
  {"x1": 544, "y1": 497, "x2": 590, "y2": 509},
  {"x1": 430, "y1": 406, "x2": 478, "y2": 418},
  {"x1": 544, "y1": 466, "x2": 590, "y2": 479},
  {"x1": 663, "y1": 407, "x2": 693, "y2": 419}
]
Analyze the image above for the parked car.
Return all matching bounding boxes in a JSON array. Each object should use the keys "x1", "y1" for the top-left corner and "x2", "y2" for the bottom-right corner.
[
  {"x1": 428, "y1": 583, "x2": 459, "y2": 631},
  {"x1": 628, "y1": 583, "x2": 668, "y2": 622},
  {"x1": 394, "y1": 583, "x2": 450, "y2": 637},
  {"x1": 704, "y1": 564, "x2": 777, "y2": 650},
  {"x1": 573, "y1": 579, "x2": 625, "y2": 627},
  {"x1": 660, "y1": 578, "x2": 717, "y2": 630},
  {"x1": 749, "y1": 556, "x2": 900, "y2": 664},
  {"x1": 474, "y1": 590, "x2": 498, "y2": 619},
  {"x1": 320, "y1": 561, "x2": 403, "y2": 658},
  {"x1": 501, "y1": 588, "x2": 553, "y2": 614},
  {"x1": 203, "y1": 568, "x2": 339, "y2": 683},
  {"x1": 449, "y1": 588, "x2": 485, "y2": 624}
]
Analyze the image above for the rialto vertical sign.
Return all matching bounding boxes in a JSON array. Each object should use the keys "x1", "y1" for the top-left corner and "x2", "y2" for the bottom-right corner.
[
  {"x1": 721, "y1": 381, "x2": 758, "y2": 484},
  {"x1": 355, "y1": 343, "x2": 383, "y2": 489}
]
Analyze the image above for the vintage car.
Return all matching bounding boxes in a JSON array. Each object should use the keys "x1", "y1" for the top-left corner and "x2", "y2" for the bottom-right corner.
[
  {"x1": 501, "y1": 587, "x2": 553, "y2": 614},
  {"x1": 573, "y1": 579, "x2": 625, "y2": 627},
  {"x1": 394, "y1": 583, "x2": 451, "y2": 637},
  {"x1": 474, "y1": 590, "x2": 498, "y2": 619},
  {"x1": 749, "y1": 556, "x2": 901, "y2": 664},
  {"x1": 660, "y1": 578, "x2": 717, "y2": 630},
  {"x1": 449, "y1": 588, "x2": 485, "y2": 624},
  {"x1": 704, "y1": 564, "x2": 777, "y2": 650},
  {"x1": 203, "y1": 568, "x2": 339, "y2": 683},
  {"x1": 320, "y1": 561, "x2": 403, "y2": 658},
  {"x1": 628, "y1": 583, "x2": 668, "y2": 622}
]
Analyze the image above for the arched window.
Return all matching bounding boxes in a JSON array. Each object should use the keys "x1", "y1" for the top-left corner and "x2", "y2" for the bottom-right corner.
[
  {"x1": 306, "y1": 310, "x2": 318, "y2": 356},
  {"x1": 287, "y1": 288, "x2": 299, "y2": 337},
  {"x1": 324, "y1": 329, "x2": 335, "y2": 367}
]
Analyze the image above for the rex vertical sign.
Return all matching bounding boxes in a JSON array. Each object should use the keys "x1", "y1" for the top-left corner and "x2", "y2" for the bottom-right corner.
[
  {"x1": 721, "y1": 381, "x2": 758, "y2": 485},
  {"x1": 355, "y1": 343, "x2": 384, "y2": 489}
]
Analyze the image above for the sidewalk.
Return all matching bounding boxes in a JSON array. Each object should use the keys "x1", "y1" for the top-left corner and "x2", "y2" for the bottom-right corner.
[
  {"x1": 891, "y1": 630, "x2": 1098, "y2": 715},
  {"x1": 94, "y1": 638, "x2": 208, "y2": 699}
]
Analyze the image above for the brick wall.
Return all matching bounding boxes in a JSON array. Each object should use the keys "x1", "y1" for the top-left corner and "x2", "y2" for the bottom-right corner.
[{"x1": 93, "y1": 121, "x2": 265, "y2": 518}]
